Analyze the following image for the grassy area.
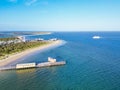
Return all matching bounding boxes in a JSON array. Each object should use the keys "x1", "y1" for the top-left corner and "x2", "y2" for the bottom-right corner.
[{"x1": 0, "y1": 37, "x2": 17, "y2": 41}]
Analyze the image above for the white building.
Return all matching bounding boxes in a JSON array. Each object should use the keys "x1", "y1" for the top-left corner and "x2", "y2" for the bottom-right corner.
[
  {"x1": 16, "y1": 63, "x2": 36, "y2": 69},
  {"x1": 48, "y1": 57, "x2": 56, "y2": 63},
  {"x1": 17, "y1": 36, "x2": 26, "y2": 42}
]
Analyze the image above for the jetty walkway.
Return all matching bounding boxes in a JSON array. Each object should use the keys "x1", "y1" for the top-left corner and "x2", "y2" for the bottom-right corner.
[{"x1": 0, "y1": 57, "x2": 66, "y2": 71}]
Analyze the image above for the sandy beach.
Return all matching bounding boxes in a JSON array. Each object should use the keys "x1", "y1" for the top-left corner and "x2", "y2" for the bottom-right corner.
[{"x1": 0, "y1": 40, "x2": 65, "y2": 67}]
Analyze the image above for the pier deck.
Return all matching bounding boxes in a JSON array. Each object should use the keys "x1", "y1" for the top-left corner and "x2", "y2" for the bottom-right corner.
[
  {"x1": 37, "y1": 61, "x2": 66, "y2": 67},
  {"x1": 0, "y1": 61, "x2": 66, "y2": 71}
]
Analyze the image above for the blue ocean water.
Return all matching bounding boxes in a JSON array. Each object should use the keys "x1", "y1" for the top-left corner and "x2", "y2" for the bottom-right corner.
[{"x1": 0, "y1": 32, "x2": 120, "y2": 90}]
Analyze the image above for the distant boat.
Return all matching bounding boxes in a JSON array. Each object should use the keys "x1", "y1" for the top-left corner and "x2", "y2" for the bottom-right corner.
[{"x1": 92, "y1": 36, "x2": 101, "y2": 39}]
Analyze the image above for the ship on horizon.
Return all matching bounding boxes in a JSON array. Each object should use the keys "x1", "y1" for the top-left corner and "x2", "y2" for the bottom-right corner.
[{"x1": 92, "y1": 36, "x2": 101, "y2": 39}]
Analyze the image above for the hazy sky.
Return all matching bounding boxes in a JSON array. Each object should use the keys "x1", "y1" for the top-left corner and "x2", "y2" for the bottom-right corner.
[{"x1": 0, "y1": 0, "x2": 120, "y2": 31}]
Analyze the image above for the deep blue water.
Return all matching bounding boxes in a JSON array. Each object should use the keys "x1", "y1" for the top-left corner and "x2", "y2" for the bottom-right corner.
[{"x1": 0, "y1": 32, "x2": 120, "y2": 90}]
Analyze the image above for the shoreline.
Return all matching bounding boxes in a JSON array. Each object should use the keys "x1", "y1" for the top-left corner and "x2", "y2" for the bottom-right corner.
[{"x1": 0, "y1": 40, "x2": 65, "y2": 67}]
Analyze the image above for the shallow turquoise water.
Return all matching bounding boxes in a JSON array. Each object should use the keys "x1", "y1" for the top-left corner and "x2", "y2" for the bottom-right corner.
[{"x1": 0, "y1": 32, "x2": 120, "y2": 90}]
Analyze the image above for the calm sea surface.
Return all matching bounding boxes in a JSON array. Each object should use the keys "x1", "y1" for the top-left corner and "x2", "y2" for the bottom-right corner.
[{"x1": 0, "y1": 32, "x2": 120, "y2": 90}]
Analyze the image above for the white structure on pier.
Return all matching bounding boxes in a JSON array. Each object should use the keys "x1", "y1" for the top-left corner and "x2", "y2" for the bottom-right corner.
[
  {"x1": 48, "y1": 57, "x2": 56, "y2": 63},
  {"x1": 16, "y1": 63, "x2": 36, "y2": 69}
]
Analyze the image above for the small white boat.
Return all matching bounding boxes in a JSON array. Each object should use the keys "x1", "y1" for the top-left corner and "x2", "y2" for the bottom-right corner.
[{"x1": 92, "y1": 36, "x2": 101, "y2": 39}]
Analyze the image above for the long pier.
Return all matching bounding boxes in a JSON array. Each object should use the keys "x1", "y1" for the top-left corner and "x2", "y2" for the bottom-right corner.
[{"x1": 0, "y1": 61, "x2": 66, "y2": 71}]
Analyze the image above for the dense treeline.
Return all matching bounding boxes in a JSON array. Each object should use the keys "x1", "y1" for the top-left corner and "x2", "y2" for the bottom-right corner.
[
  {"x1": 0, "y1": 41, "x2": 50, "y2": 59},
  {"x1": 0, "y1": 37, "x2": 17, "y2": 41}
]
